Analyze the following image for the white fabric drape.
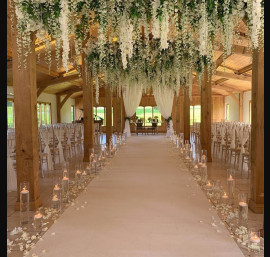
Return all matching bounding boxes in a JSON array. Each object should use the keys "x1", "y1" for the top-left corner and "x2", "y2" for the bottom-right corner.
[
  {"x1": 40, "y1": 131, "x2": 53, "y2": 170},
  {"x1": 54, "y1": 128, "x2": 65, "y2": 163},
  {"x1": 153, "y1": 85, "x2": 174, "y2": 137},
  {"x1": 122, "y1": 84, "x2": 143, "y2": 137}
]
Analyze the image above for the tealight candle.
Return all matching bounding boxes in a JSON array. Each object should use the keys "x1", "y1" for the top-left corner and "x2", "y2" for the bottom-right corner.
[
  {"x1": 33, "y1": 211, "x2": 43, "y2": 231},
  {"x1": 82, "y1": 170, "x2": 87, "y2": 176},
  {"x1": 52, "y1": 195, "x2": 58, "y2": 201},
  {"x1": 250, "y1": 234, "x2": 260, "y2": 243},
  {"x1": 228, "y1": 175, "x2": 234, "y2": 181},
  {"x1": 239, "y1": 201, "x2": 248, "y2": 207},
  {"x1": 34, "y1": 212, "x2": 43, "y2": 220},
  {"x1": 21, "y1": 187, "x2": 29, "y2": 194},
  {"x1": 62, "y1": 175, "x2": 69, "y2": 181},
  {"x1": 54, "y1": 184, "x2": 60, "y2": 191},
  {"x1": 222, "y1": 192, "x2": 229, "y2": 199}
]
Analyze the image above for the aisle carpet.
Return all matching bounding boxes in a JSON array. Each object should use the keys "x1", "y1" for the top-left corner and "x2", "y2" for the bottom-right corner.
[{"x1": 29, "y1": 136, "x2": 244, "y2": 257}]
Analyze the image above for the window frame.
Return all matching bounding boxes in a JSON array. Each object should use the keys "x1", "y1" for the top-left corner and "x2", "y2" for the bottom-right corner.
[
  {"x1": 7, "y1": 98, "x2": 15, "y2": 129},
  {"x1": 37, "y1": 101, "x2": 52, "y2": 126},
  {"x1": 249, "y1": 100, "x2": 252, "y2": 124},
  {"x1": 226, "y1": 104, "x2": 230, "y2": 121},
  {"x1": 136, "y1": 106, "x2": 162, "y2": 126}
]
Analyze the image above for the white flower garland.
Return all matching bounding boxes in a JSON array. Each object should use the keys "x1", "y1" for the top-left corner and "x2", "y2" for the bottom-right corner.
[
  {"x1": 59, "y1": 0, "x2": 70, "y2": 73},
  {"x1": 119, "y1": 12, "x2": 134, "y2": 69}
]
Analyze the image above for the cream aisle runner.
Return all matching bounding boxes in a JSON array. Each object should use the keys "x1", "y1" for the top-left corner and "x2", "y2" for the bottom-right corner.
[{"x1": 29, "y1": 136, "x2": 244, "y2": 257}]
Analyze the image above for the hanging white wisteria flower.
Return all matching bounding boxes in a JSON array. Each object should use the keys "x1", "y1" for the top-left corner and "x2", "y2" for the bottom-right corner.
[
  {"x1": 152, "y1": 0, "x2": 160, "y2": 39},
  {"x1": 59, "y1": 0, "x2": 70, "y2": 73},
  {"x1": 251, "y1": 0, "x2": 262, "y2": 49},
  {"x1": 119, "y1": 11, "x2": 134, "y2": 69},
  {"x1": 199, "y1": 1, "x2": 209, "y2": 57},
  {"x1": 10, "y1": 0, "x2": 264, "y2": 87},
  {"x1": 160, "y1": 3, "x2": 169, "y2": 50}
]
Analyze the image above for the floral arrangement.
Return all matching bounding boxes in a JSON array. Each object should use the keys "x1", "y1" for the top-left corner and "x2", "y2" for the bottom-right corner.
[{"x1": 10, "y1": 0, "x2": 264, "y2": 99}]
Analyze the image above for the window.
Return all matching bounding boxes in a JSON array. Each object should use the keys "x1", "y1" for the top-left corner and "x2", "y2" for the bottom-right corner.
[
  {"x1": 7, "y1": 99, "x2": 15, "y2": 128},
  {"x1": 135, "y1": 106, "x2": 162, "y2": 126},
  {"x1": 94, "y1": 107, "x2": 113, "y2": 126},
  {"x1": 145, "y1": 106, "x2": 153, "y2": 126},
  {"x1": 71, "y1": 105, "x2": 75, "y2": 122},
  {"x1": 37, "y1": 102, "x2": 52, "y2": 126},
  {"x1": 249, "y1": 100, "x2": 252, "y2": 124},
  {"x1": 226, "y1": 104, "x2": 230, "y2": 121},
  {"x1": 7, "y1": 100, "x2": 52, "y2": 128},
  {"x1": 190, "y1": 105, "x2": 201, "y2": 125}
]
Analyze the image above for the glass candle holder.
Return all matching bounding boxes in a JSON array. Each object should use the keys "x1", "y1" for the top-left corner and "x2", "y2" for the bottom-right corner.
[
  {"x1": 33, "y1": 210, "x2": 43, "y2": 232},
  {"x1": 213, "y1": 180, "x2": 222, "y2": 202},
  {"x1": 92, "y1": 159, "x2": 97, "y2": 174},
  {"x1": 62, "y1": 174, "x2": 69, "y2": 203},
  {"x1": 205, "y1": 180, "x2": 213, "y2": 192},
  {"x1": 193, "y1": 163, "x2": 199, "y2": 175},
  {"x1": 75, "y1": 169, "x2": 82, "y2": 187},
  {"x1": 82, "y1": 170, "x2": 87, "y2": 186},
  {"x1": 20, "y1": 181, "x2": 29, "y2": 226},
  {"x1": 201, "y1": 150, "x2": 207, "y2": 164},
  {"x1": 227, "y1": 169, "x2": 235, "y2": 204},
  {"x1": 221, "y1": 191, "x2": 229, "y2": 205},
  {"x1": 51, "y1": 194, "x2": 61, "y2": 212},
  {"x1": 238, "y1": 193, "x2": 248, "y2": 228},
  {"x1": 200, "y1": 164, "x2": 208, "y2": 186},
  {"x1": 86, "y1": 164, "x2": 91, "y2": 175},
  {"x1": 248, "y1": 229, "x2": 261, "y2": 254}
]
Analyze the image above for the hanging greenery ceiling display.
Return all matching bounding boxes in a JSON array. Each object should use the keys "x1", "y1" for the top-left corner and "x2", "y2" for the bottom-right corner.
[{"x1": 10, "y1": 0, "x2": 264, "y2": 97}]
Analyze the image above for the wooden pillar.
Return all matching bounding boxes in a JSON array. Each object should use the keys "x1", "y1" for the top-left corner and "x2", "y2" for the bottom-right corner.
[
  {"x1": 175, "y1": 89, "x2": 181, "y2": 134},
  {"x1": 82, "y1": 54, "x2": 94, "y2": 162},
  {"x1": 115, "y1": 96, "x2": 123, "y2": 133},
  {"x1": 106, "y1": 85, "x2": 113, "y2": 144},
  {"x1": 200, "y1": 67, "x2": 212, "y2": 162},
  {"x1": 11, "y1": 32, "x2": 42, "y2": 210},
  {"x1": 239, "y1": 92, "x2": 244, "y2": 122},
  {"x1": 249, "y1": 47, "x2": 264, "y2": 214},
  {"x1": 179, "y1": 91, "x2": 184, "y2": 133},
  {"x1": 56, "y1": 95, "x2": 61, "y2": 123},
  {"x1": 183, "y1": 86, "x2": 190, "y2": 142}
]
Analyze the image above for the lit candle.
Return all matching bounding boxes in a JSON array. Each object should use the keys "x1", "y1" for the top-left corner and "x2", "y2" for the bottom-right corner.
[
  {"x1": 222, "y1": 192, "x2": 228, "y2": 198},
  {"x1": 228, "y1": 175, "x2": 234, "y2": 181},
  {"x1": 52, "y1": 195, "x2": 59, "y2": 201},
  {"x1": 250, "y1": 234, "x2": 260, "y2": 243},
  {"x1": 82, "y1": 170, "x2": 87, "y2": 176},
  {"x1": 21, "y1": 187, "x2": 29, "y2": 194},
  {"x1": 62, "y1": 175, "x2": 69, "y2": 181},
  {"x1": 206, "y1": 181, "x2": 213, "y2": 189},
  {"x1": 194, "y1": 165, "x2": 198, "y2": 169},
  {"x1": 34, "y1": 212, "x2": 43, "y2": 220},
  {"x1": 54, "y1": 184, "x2": 60, "y2": 191},
  {"x1": 76, "y1": 170, "x2": 81, "y2": 175},
  {"x1": 239, "y1": 201, "x2": 248, "y2": 207}
]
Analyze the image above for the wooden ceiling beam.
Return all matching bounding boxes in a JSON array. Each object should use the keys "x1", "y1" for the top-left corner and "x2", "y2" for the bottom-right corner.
[
  {"x1": 56, "y1": 85, "x2": 82, "y2": 96},
  {"x1": 236, "y1": 64, "x2": 252, "y2": 75},
  {"x1": 59, "y1": 92, "x2": 74, "y2": 109},
  {"x1": 219, "y1": 64, "x2": 238, "y2": 73},
  {"x1": 37, "y1": 74, "x2": 80, "y2": 89},
  {"x1": 215, "y1": 53, "x2": 232, "y2": 69},
  {"x1": 216, "y1": 44, "x2": 251, "y2": 56},
  {"x1": 215, "y1": 71, "x2": 251, "y2": 82},
  {"x1": 215, "y1": 78, "x2": 229, "y2": 85}
]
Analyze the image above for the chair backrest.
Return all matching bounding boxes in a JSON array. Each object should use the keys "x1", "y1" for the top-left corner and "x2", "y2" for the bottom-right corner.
[{"x1": 136, "y1": 123, "x2": 143, "y2": 128}]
